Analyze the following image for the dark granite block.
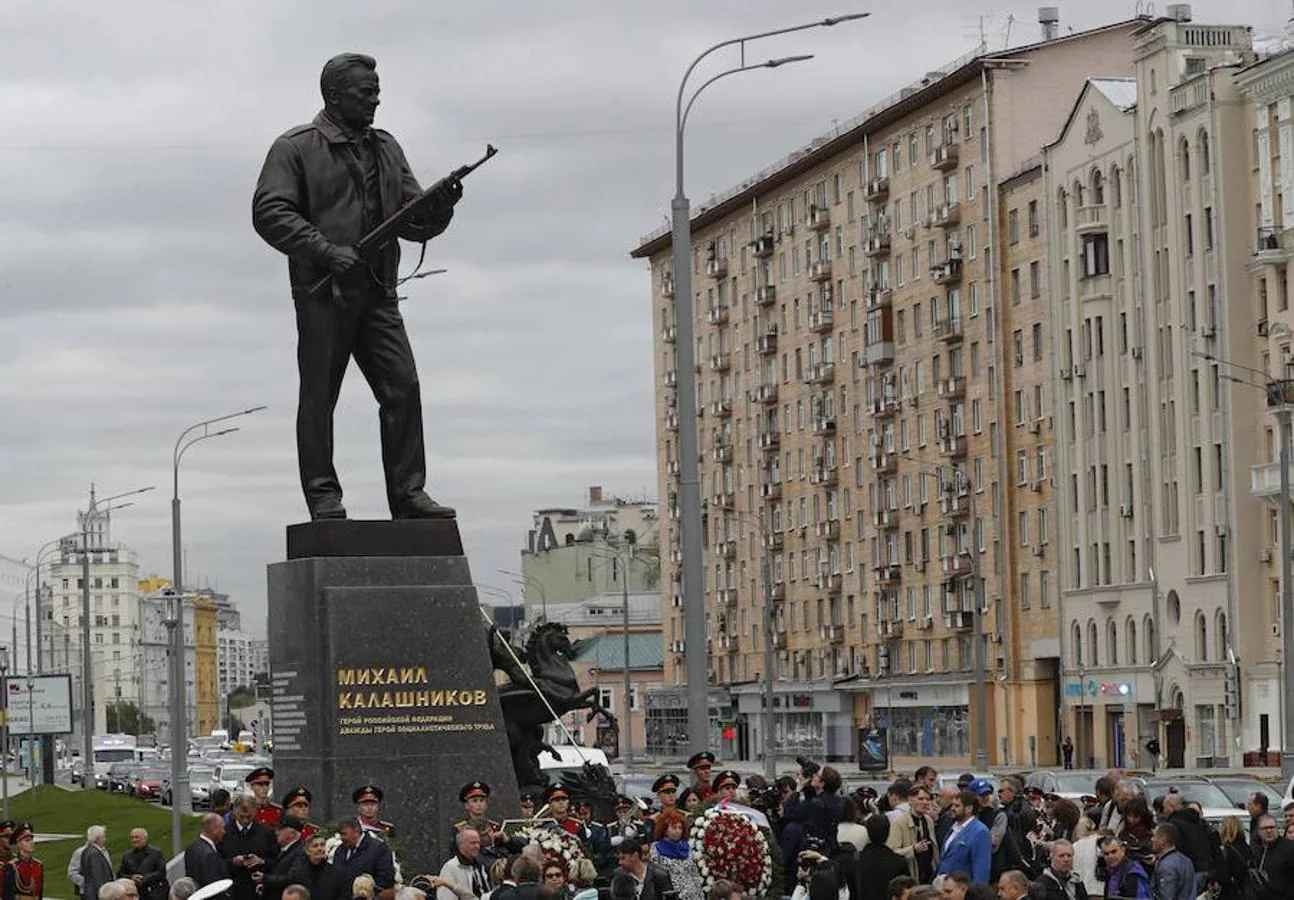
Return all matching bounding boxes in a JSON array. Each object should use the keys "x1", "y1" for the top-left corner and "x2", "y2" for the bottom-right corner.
[
  {"x1": 286, "y1": 519, "x2": 463, "y2": 560},
  {"x1": 268, "y1": 520, "x2": 516, "y2": 875}
]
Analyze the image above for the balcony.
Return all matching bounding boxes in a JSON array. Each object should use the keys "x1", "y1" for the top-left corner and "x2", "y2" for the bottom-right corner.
[
  {"x1": 931, "y1": 142, "x2": 959, "y2": 171},
  {"x1": 772, "y1": 631, "x2": 787, "y2": 649},
  {"x1": 811, "y1": 416, "x2": 837, "y2": 436},
  {"x1": 807, "y1": 205, "x2": 830, "y2": 231},
  {"x1": 752, "y1": 232, "x2": 775, "y2": 258},
  {"x1": 711, "y1": 491, "x2": 734, "y2": 509},
  {"x1": 761, "y1": 481, "x2": 782, "y2": 501},
  {"x1": 757, "y1": 429, "x2": 779, "y2": 448},
  {"x1": 810, "y1": 465, "x2": 838, "y2": 488},
  {"x1": 770, "y1": 582, "x2": 786, "y2": 601},
  {"x1": 866, "y1": 340, "x2": 895, "y2": 366},
  {"x1": 666, "y1": 409, "x2": 679, "y2": 431},
  {"x1": 708, "y1": 305, "x2": 730, "y2": 326},
  {"x1": 719, "y1": 633, "x2": 739, "y2": 653},
  {"x1": 816, "y1": 519, "x2": 841, "y2": 542},
  {"x1": 938, "y1": 435, "x2": 968, "y2": 458},
  {"x1": 864, "y1": 231, "x2": 892, "y2": 257},
  {"x1": 756, "y1": 284, "x2": 776, "y2": 306},
  {"x1": 709, "y1": 352, "x2": 731, "y2": 372},
  {"x1": 933, "y1": 202, "x2": 961, "y2": 229},
  {"x1": 715, "y1": 540, "x2": 737, "y2": 559},
  {"x1": 932, "y1": 258, "x2": 963, "y2": 285},
  {"x1": 666, "y1": 459, "x2": 680, "y2": 476},
  {"x1": 716, "y1": 588, "x2": 738, "y2": 608},
  {"x1": 873, "y1": 451, "x2": 898, "y2": 475},
  {"x1": 661, "y1": 323, "x2": 676, "y2": 343},
  {"x1": 865, "y1": 177, "x2": 889, "y2": 203},
  {"x1": 808, "y1": 361, "x2": 836, "y2": 385},
  {"x1": 757, "y1": 329, "x2": 778, "y2": 354},
  {"x1": 940, "y1": 491, "x2": 971, "y2": 518},
  {"x1": 880, "y1": 619, "x2": 904, "y2": 639},
  {"x1": 816, "y1": 571, "x2": 843, "y2": 593},
  {"x1": 706, "y1": 257, "x2": 728, "y2": 279},
  {"x1": 709, "y1": 398, "x2": 732, "y2": 418},
  {"x1": 945, "y1": 610, "x2": 974, "y2": 630},
  {"x1": 936, "y1": 376, "x2": 965, "y2": 399},
  {"x1": 809, "y1": 308, "x2": 835, "y2": 333},
  {"x1": 1255, "y1": 227, "x2": 1294, "y2": 265},
  {"x1": 664, "y1": 368, "x2": 678, "y2": 387},
  {"x1": 712, "y1": 444, "x2": 732, "y2": 463},
  {"x1": 810, "y1": 259, "x2": 832, "y2": 282},
  {"x1": 935, "y1": 316, "x2": 964, "y2": 344},
  {"x1": 941, "y1": 552, "x2": 972, "y2": 576},
  {"x1": 866, "y1": 284, "x2": 892, "y2": 311},
  {"x1": 872, "y1": 506, "x2": 899, "y2": 529},
  {"x1": 871, "y1": 396, "x2": 900, "y2": 419},
  {"x1": 874, "y1": 563, "x2": 902, "y2": 587},
  {"x1": 821, "y1": 623, "x2": 845, "y2": 644},
  {"x1": 660, "y1": 276, "x2": 674, "y2": 298},
  {"x1": 756, "y1": 384, "x2": 778, "y2": 405},
  {"x1": 1252, "y1": 462, "x2": 1294, "y2": 503},
  {"x1": 1076, "y1": 204, "x2": 1108, "y2": 235}
]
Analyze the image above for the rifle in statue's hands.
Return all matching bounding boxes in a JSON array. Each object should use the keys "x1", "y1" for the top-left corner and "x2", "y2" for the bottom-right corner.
[{"x1": 308, "y1": 143, "x2": 498, "y2": 297}]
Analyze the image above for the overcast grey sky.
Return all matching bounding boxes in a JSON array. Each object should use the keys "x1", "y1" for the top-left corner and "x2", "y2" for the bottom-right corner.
[{"x1": 0, "y1": 0, "x2": 1284, "y2": 637}]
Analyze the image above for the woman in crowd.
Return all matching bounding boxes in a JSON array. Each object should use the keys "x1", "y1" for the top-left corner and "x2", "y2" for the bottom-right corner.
[
  {"x1": 649, "y1": 809, "x2": 703, "y2": 900},
  {"x1": 1216, "y1": 816, "x2": 1252, "y2": 900}
]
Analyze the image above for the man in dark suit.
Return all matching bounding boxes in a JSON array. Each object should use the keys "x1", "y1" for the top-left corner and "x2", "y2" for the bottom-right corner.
[
  {"x1": 256, "y1": 818, "x2": 309, "y2": 900},
  {"x1": 117, "y1": 828, "x2": 168, "y2": 900},
  {"x1": 855, "y1": 815, "x2": 908, "y2": 900},
  {"x1": 613, "y1": 839, "x2": 672, "y2": 900},
  {"x1": 223, "y1": 796, "x2": 279, "y2": 900},
  {"x1": 333, "y1": 817, "x2": 396, "y2": 892},
  {"x1": 299, "y1": 835, "x2": 346, "y2": 900},
  {"x1": 184, "y1": 814, "x2": 230, "y2": 887},
  {"x1": 78, "y1": 826, "x2": 114, "y2": 900}
]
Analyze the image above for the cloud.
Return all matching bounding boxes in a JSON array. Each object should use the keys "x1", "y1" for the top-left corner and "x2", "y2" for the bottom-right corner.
[{"x1": 0, "y1": 0, "x2": 1283, "y2": 641}]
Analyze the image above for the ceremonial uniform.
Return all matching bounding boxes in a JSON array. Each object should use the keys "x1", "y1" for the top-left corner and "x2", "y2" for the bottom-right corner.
[
  {"x1": 281, "y1": 788, "x2": 320, "y2": 844},
  {"x1": 9, "y1": 825, "x2": 42, "y2": 900},
  {"x1": 452, "y1": 782, "x2": 501, "y2": 844},
  {"x1": 687, "y1": 751, "x2": 716, "y2": 803},
  {"x1": 244, "y1": 768, "x2": 283, "y2": 829},
  {"x1": 354, "y1": 785, "x2": 395, "y2": 841},
  {"x1": 646, "y1": 775, "x2": 681, "y2": 832}
]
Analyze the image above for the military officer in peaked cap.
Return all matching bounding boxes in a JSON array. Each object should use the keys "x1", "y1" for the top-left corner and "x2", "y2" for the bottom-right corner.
[
  {"x1": 453, "y1": 781, "x2": 502, "y2": 847},
  {"x1": 246, "y1": 767, "x2": 283, "y2": 829},
  {"x1": 281, "y1": 787, "x2": 319, "y2": 842},
  {"x1": 518, "y1": 786, "x2": 544, "y2": 819},
  {"x1": 711, "y1": 770, "x2": 741, "y2": 803},
  {"x1": 686, "y1": 751, "x2": 716, "y2": 802},
  {"x1": 354, "y1": 785, "x2": 395, "y2": 840}
]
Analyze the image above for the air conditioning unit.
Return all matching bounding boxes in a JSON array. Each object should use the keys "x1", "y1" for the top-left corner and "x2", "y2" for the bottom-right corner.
[
  {"x1": 1028, "y1": 421, "x2": 1041, "y2": 435},
  {"x1": 1031, "y1": 480, "x2": 1044, "y2": 492},
  {"x1": 1131, "y1": 346, "x2": 1144, "y2": 359},
  {"x1": 1259, "y1": 320, "x2": 1270, "y2": 337},
  {"x1": 913, "y1": 559, "x2": 927, "y2": 572},
  {"x1": 1260, "y1": 548, "x2": 1273, "y2": 563},
  {"x1": 1120, "y1": 504, "x2": 1134, "y2": 519},
  {"x1": 1200, "y1": 325, "x2": 1216, "y2": 339},
  {"x1": 1032, "y1": 544, "x2": 1044, "y2": 558},
  {"x1": 1073, "y1": 365, "x2": 1086, "y2": 377},
  {"x1": 1215, "y1": 524, "x2": 1228, "y2": 537},
  {"x1": 921, "y1": 614, "x2": 934, "y2": 629},
  {"x1": 1060, "y1": 368, "x2": 1073, "y2": 381}
]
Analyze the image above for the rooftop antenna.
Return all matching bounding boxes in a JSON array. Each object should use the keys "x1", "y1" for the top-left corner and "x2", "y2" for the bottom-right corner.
[{"x1": 1002, "y1": 13, "x2": 1015, "y2": 49}]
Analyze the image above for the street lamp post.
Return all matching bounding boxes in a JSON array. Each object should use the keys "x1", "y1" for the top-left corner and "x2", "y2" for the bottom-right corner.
[
  {"x1": 0, "y1": 645, "x2": 8, "y2": 819},
  {"x1": 170, "y1": 406, "x2": 265, "y2": 854},
  {"x1": 673, "y1": 12, "x2": 868, "y2": 755},
  {"x1": 79, "y1": 485, "x2": 154, "y2": 792},
  {"x1": 499, "y1": 569, "x2": 547, "y2": 621}
]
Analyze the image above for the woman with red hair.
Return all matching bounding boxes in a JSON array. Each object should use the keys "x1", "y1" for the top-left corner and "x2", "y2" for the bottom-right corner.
[{"x1": 649, "y1": 810, "x2": 703, "y2": 900}]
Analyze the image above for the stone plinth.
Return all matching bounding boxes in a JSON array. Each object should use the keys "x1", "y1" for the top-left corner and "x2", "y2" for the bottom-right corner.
[{"x1": 268, "y1": 520, "x2": 518, "y2": 874}]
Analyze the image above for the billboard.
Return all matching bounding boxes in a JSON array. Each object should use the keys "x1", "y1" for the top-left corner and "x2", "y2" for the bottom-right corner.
[
  {"x1": 856, "y1": 726, "x2": 890, "y2": 771},
  {"x1": 4, "y1": 675, "x2": 74, "y2": 735}
]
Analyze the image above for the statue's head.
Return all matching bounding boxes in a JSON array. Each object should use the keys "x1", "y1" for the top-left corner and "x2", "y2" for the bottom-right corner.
[{"x1": 320, "y1": 53, "x2": 379, "y2": 131}]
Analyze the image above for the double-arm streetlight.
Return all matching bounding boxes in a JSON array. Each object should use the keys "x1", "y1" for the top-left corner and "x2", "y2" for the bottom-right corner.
[
  {"x1": 499, "y1": 569, "x2": 548, "y2": 621},
  {"x1": 671, "y1": 13, "x2": 869, "y2": 755},
  {"x1": 894, "y1": 452, "x2": 987, "y2": 768},
  {"x1": 170, "y1": 405, "x2": 265, "y2": 853}
]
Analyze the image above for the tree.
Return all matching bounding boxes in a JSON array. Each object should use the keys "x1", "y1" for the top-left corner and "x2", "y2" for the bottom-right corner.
[
  {"x1": 105, "y1": 701, "x2": 155, "y2": 736},
  {"x1": 227, "y1": 686, "x2": 258, "y2": 710},
  {"x1": 229, "y1": 713, "x2": 246, "y2": 738}
]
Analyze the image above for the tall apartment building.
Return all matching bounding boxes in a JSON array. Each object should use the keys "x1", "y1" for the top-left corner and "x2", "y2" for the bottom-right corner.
[
  {"x1": 137, "y1": 585, "x2": 221, "y2": 744},
  {"x1": 1046, "y1": 14, "x2": 1262, "y2": 768},
  {"x1": 634, "y1": 14, "x2": 1141, "y2": 766},
  {"x1": 1239, "y1": 44, "x2": 1294, "y2": 764},
  {"x1": 39, "y1": 506, "x2": 143, "y2": 742},
  {"x1": 218, "y1": 629, "x2": 270, "y2": 696}
]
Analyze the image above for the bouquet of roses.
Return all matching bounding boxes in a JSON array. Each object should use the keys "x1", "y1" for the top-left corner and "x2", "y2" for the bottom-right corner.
[
  {"x1": 688, "y1": 808, "x2": 773, "y2": 897},
  {"x1": 516, "y1": 826, "x2": 587, "y2": 870}
]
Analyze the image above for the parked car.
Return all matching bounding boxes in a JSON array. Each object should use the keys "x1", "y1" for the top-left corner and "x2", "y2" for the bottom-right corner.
[
  {"x1": 1024, "y1": 769, "x2": 1143, "y2": 804},
  {"x1": 1207, "y1": 775, "x2": 1283, "y2": 810},
  {"x1": 1141, "y1": 777, "x2": 1239, "y2": 828},
  {"x1": 189, "y1": 766, "x2": 215, "y2": 809},
  {"x1": 209, "y1": 762, "x2": 257, "y2": 798},
  {"x1": 134, "y1": 767, "x2": 170, "y2": 804}
]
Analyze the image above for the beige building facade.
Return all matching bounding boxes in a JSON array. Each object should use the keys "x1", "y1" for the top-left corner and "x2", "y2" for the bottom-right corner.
[
  {"x1": 1047, "y1": 16, "x2": 1266, "y2": 769},
  {"x1": 635, "y1": 18, "x2": 1143, "y2": 767}
]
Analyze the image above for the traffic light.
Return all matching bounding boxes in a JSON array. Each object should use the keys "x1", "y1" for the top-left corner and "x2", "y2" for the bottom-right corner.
[{"x1": 1224, "y1": 664, "x2": 1240, "y2": 718}]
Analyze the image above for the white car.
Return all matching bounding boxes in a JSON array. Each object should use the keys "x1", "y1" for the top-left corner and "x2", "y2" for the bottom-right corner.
[
  {"x1": 209, "y1": 762, "x2": 257, "y2": 798},
  {"x1": 1141, "y1": 778, "x2": 1242, "y2": 829}
]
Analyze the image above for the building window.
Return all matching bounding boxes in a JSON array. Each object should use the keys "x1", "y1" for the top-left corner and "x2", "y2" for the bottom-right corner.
[{"x1": 1081, "y1": 234, "x2": 1109, "y2": 277}]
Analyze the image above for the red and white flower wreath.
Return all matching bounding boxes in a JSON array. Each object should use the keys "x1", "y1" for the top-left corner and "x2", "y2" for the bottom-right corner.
[{"x1": 688, "y1": 808, "x2": 773, "y2": 896}]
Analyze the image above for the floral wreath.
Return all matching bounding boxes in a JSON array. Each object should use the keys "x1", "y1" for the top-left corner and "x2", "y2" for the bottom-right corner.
[
  {"x1": 515, "y1": 826, "x2": 587, "y2": 870},
  {"x1": 688, "y1": 808, "x2": 773, "y2": 897}
]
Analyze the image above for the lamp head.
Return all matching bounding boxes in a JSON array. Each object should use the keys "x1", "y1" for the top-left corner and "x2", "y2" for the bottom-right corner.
[
  {"x1": 765, "y1": 54, "x2": 815, "y2": 68},
  {"x1": 822, "y1": 13, "x2": 871, "y2": 26}
]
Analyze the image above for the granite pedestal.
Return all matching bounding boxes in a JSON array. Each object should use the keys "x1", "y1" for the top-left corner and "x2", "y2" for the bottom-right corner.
[{"x1": 268, "y1": 520, "x2": 519, "y2": 874}]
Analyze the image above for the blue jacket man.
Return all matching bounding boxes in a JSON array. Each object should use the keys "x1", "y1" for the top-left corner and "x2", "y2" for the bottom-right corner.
[
  {"x1": 1149, "y1": 824, "x2": 1196, "y2": 900},
  {"x1": 935, "y1": 790, "x2": 992, "y2": 885}
]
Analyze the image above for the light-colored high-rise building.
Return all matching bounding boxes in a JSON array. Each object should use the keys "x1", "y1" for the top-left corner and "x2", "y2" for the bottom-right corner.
[
  {"x1": 218, "y1": 629, "x2": 270, "y2": 697},
  {"x1": 1046, "y1": 14, "x2": 1262, "y2": 768},
  {"x1": 633, "y1": 14, "x2": 1142, "y2": 766}
]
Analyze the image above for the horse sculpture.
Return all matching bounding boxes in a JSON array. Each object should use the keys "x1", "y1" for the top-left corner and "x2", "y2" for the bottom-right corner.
[{"x1": 489, "y1": 621, "x2": 617, "y2": 789}]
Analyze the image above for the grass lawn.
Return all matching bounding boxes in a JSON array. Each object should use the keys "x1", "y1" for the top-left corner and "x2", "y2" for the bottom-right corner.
[{"x1": 9, "y1": 786, "x2": 202, "y2": 899}]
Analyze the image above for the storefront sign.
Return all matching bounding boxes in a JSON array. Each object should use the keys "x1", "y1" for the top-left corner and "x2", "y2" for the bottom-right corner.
[{"x1": 1064, "y1": 680, "x2": 1134, "y2": 699}]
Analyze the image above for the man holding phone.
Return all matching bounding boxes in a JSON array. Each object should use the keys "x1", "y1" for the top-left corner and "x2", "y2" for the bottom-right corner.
[{"x1": 223, "y1": 795, "x2": 278, "y2": 900}]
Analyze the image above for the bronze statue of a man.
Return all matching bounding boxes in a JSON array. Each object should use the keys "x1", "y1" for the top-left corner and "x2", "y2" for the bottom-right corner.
[{"x1": 252, "y1": 53, "x2": 458, "y2": 521}]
